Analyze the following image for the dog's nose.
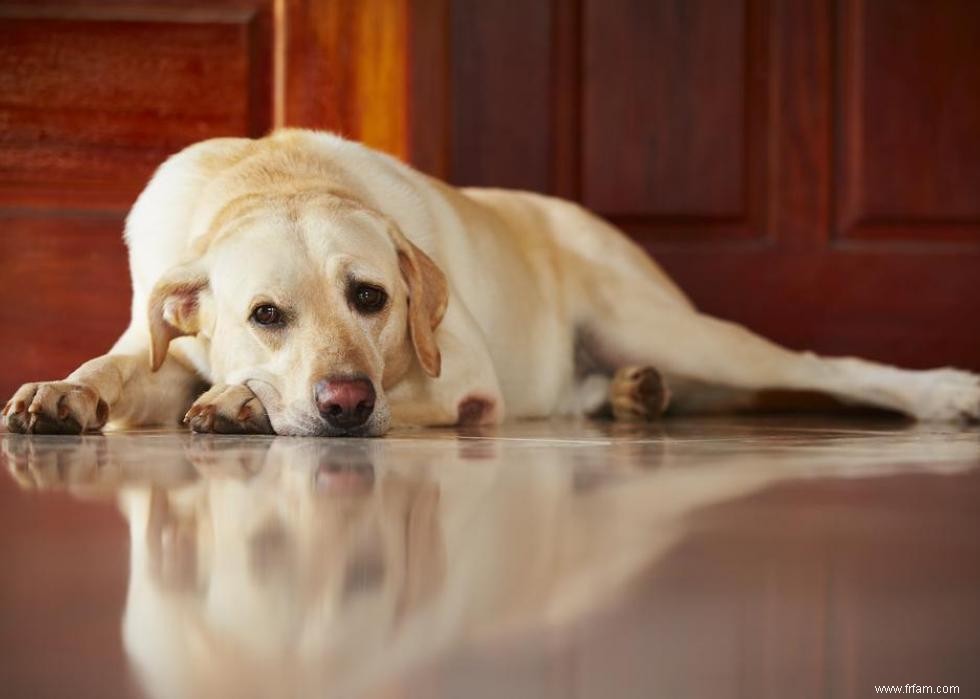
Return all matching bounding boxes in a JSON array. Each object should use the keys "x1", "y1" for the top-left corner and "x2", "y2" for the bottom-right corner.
[{"x1": 314, "y1": 378, "x2": 376, "y2": 430}]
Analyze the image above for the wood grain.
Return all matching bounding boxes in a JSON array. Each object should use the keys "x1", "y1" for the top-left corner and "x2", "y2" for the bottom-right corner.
[
  {"x1": 0, "y1": 213, "x2": 131, "y2": 399},
  {"x1": 836, "y1": 0, "x2": 980, "y2": 243},
  {"x1": 284, "y1": 0, "x2": 409, "y2": 159},
  {"x1": 0, "y1": 1, "x2": 272, "y2": 212},
  {"x1": 448, "y1": 0, "x2": 554, "y2": 191},
  {"x1": 584, "y1": 0, "x2": 747, "y2": 218}
]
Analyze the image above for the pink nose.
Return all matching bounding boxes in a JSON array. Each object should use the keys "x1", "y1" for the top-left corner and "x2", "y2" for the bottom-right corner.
[{"x1": 314, "y1": 378, "x2": 376, "y2": 430}]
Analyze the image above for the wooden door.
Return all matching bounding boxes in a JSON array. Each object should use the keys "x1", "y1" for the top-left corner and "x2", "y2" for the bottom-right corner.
[
  {"x1": 2, "y1": 0, "x2": 978, "y2": 401},
  {"x1": 411, "y1": 0, "x2": 980, "y2": 371}
]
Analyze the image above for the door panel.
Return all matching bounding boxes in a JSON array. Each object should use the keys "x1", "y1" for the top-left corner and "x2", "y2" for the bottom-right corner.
[
  {"x1": 837, "y1": 0, "x2": 980, "y2": 242},
  {"x1": 448, "y1": 0, "x2": 554, "y2": 191},
  {"x1": 583, "y1": 0, "x2": 754, "y2": 224},
  {"x1": 0, "y1": 3, "x2": 272, "y2": 212},
  {"x1": 0, "y1": 214, "x2": 130, "y2": 388},
  {"x1": 581, "y1": 0, "x2": 771, "y2": 243}
]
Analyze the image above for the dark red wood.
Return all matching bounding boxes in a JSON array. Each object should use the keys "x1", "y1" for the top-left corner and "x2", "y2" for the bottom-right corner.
[
  {"x1": 408, "y1": 0, "x2": 451, "y2": 178},
  {"x1": 407, "y1": 0, "x2": 980, "y2": 371},
  {"x1": 437, "y1": 0, "x2": 772, "y2": 243},
  {"x1": 583, "y1": 0, "x2": 761, "y2": 224},
  {"x1": 549, "y1": 0, "x2": 581, "y2": 201},
  {"x1": 0, "y1": 213, "x2": 131, "y2": 399},
  {"x1": 837, "y1": 0, "x2": 980, "y2": 243},
  {"x1": 0, "y1": 2, "x2": 272, "y2": 212},
  {"x1": 448, "y1": 0, "x2": 554, "y2": 191}
]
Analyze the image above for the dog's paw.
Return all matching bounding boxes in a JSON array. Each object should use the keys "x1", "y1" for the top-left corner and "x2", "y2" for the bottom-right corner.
[
  {"x1": 184, "y1": 383, "x2": 274, "y2": 435},
  {"x1": 609, "y1": 366, "x2": 671, "y2": 421},
  {"x1": 905, "y1": 368, "x2": 980, "y2": 422},
  {"x1": 2, "y1": 382, "x2": 109, "y2": 435}
]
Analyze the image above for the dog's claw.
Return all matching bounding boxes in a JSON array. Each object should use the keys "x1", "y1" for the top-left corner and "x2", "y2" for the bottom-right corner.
[
  {"x1": 2, "y1": 382, "x2": 107, "y2": 435},
  {"x1": 184, "y1": 384, "x2": 274, "y2": 435},
  {"x1": 182, "y1": 405, "x2": 199, "y2": 424},
  {"x1": 194, "y1": 405, "x2": 216, "y2": 433}
]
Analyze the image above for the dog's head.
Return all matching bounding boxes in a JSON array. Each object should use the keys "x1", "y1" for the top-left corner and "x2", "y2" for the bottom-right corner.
[{"x1": 147, "y1": 191, "x2": 447, "y2": 436}]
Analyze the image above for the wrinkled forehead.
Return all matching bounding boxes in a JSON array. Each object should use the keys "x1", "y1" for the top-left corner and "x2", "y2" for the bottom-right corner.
[{"x1": 206, "y1": 200, "x2": 400, "y2": 298}]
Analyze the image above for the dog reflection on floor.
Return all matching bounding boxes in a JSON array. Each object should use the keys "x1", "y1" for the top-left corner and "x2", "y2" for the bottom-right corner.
[
  {"x1": 123, "y1": 441, "x2": 446, "y2": 699},
  {"x1": 3, "y1": 426, "x2": 978, "y2": 699}
]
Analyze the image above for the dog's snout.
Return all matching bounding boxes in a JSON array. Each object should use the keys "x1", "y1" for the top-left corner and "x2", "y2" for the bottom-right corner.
[{"x1": 315, "y1": 378, "x2": 376, "y2": 430}]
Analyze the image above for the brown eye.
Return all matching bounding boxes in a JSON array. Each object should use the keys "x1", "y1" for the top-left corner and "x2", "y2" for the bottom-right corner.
[
  {"x1": 351, "y1": 284, "x2": 387, "y2": 314},
  {"x1": 251, "y1": 304, "x2": 284, "y2": 326}
]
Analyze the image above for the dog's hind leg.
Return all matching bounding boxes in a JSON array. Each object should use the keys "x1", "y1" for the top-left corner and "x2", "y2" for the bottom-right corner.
[{"x1": 583, "y1": 295, "x2": 980, "y2": 422}]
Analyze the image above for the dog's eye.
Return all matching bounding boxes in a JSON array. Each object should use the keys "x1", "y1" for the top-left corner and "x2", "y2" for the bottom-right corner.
[
  {"x1": 351, "y1": 284, "x2": 387, "y2": 314},
  {"x1": 251, "y1": 304, "x2": 284, "y2": 326}
]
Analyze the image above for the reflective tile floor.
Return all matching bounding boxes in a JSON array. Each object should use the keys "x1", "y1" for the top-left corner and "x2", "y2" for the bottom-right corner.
[{"x1": 1, "y1": 417, "x2": 979, "y2": 699}]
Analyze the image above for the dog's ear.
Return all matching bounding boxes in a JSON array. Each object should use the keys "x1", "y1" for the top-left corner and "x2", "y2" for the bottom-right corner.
[
  {"x1": 147, "y1": 263, "x2": 209, "y2": 371},
  {"x1": 388, "y1": 225, "x2": 448, "y2": 378}
]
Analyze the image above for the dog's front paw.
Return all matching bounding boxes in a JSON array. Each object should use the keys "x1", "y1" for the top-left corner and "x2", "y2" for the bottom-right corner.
[
  {"x1": 2, "y1": 382, "x2": 109, "y2": 435},
  {"x1": 609, "y1": 366, "x2": 671, "y2": 421},
  {"x1": 907, "y1": 368, "x2": 980, "y2": 422},
  {"x1": 184, "y1": 384, "x2": 274, "y2": 435}
]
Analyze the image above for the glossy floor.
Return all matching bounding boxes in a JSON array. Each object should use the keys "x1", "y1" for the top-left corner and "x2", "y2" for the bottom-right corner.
[{"x1": 1, "y1": 417, "x2": 978, "y2": 699}]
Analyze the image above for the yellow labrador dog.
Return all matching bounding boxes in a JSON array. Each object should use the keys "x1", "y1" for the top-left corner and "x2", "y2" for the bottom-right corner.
[{"x1": 3, "y1": 130, "x2": 979, "y2": 436}]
